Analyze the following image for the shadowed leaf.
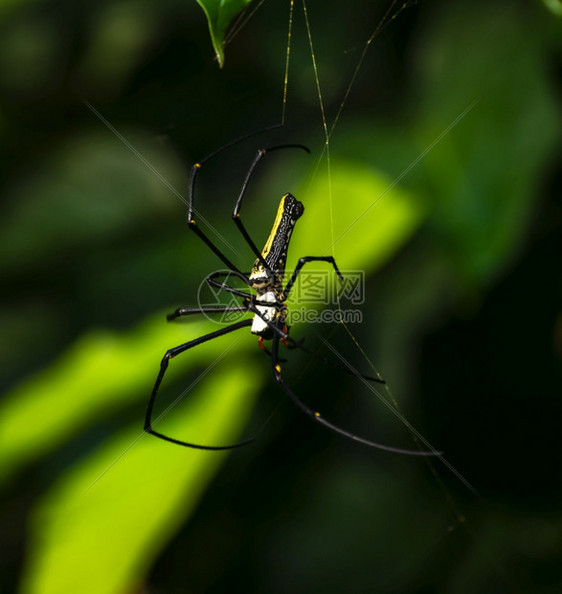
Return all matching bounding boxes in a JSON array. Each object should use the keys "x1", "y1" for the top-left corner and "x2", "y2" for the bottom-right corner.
[{"x1": 197, "y1": 0, "x2": 253, "y2": 67}]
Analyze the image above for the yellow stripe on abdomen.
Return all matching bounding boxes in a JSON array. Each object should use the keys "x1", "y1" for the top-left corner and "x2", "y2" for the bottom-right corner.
[{"x1": 260, "y1": 194, "x2": 287, "y2": 261}]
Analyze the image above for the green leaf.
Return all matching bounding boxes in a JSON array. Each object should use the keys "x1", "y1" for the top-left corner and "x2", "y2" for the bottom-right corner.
[
  {"x1": 1, "y1": 312, "x2": 262, "y2": 593},
  {"x1": 196, "y1": 0, "x2": 252, "y2": 67},
  {"x1": 542, "y1": 0, "x2": 562, "y2": 17},
  {"x1": 0, "y1": 314, "x2": 255, "y2": 483},
  {"x1": 20, "y1": 363, "x2": 261, "y2": 594},
  {"x1": 3, "y1": 159, "x2": 424, "y2": 594},
  {"x1": 289, "y1": 160, "x2": 426, "y2": 274}
]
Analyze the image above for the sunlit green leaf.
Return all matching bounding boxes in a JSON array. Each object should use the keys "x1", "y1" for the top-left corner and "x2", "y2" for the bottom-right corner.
[
  {"x1": 196, "y1": 0, "x2": 252, "y2": 67},
  {"x1": 289, "y1": 160, "x2": 426, "y2": 274},
  {"x1": 20, "y1": 364, "x2": 261, "y2": 594},
  {"x1": 0, "y1": 314, "x2": 254, "y2": 483},
  {"x1": 542, "y1": 0, "x2": 562, "y2": 17},
  {"x1": 3, "y1": 157, "x2": 424, "y2": 593}
]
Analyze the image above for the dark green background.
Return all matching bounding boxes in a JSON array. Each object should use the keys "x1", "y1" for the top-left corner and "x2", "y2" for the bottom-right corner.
[{"x1": 1, "y1": 0, "x2": 561, "y2": 592}]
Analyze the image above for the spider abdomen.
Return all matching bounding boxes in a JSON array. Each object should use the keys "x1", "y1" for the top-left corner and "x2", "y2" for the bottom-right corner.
[
  {"x1": 251, "y1": 290, "x2": 285, "y2": 336},
  {"x1": 250, "y1": 193, "x2": 304, "y2": 281}
]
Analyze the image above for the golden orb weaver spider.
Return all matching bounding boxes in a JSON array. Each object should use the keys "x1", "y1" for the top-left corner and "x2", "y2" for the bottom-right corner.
[{"x1": 144, "y1": 130, "x2": 436, "y2": 456}]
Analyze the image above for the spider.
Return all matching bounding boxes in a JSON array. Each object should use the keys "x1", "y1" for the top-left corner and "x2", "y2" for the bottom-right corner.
[{"x1": 144, "y1": 133, "x2": 434, "y2": 456}]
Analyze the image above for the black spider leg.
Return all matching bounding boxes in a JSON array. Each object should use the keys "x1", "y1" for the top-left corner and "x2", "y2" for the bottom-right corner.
[
  {"x1": 284, "y1": 256, "x2": 344, "y2": 299},
  {"x1": 204, "y1": 272, "x2": 286, "y2": 311},
  {"x1": 188, "y1": 158, "x2": 247, "y2": 279},
  {"x1": 167, "y1": 274, "x2": 278, "y2": 323},
  {"x1": 167, "y1": 305, "x2": 249, "y2": 322},
  {"x1": 269, "y1": 336, "x2": 437, "y2": 456},
  {"x1": 167, "y1": 271, "x2": 254, "y2": 322},
  {"x1": 248, "y1": 313, "x2": 377, "y2": 379},
  {"x1": 257, "y1": 341, "x2": 288, "y2": 364},
  {"x1": 232, "y1": 144, "x2": 310, "y2": 272},
  {"x1": 272, "y1": 337, "x2": 385, "y2": 384},
  {"x1": 145, "y1": 318, "x2": 255, "y2": 450},
  {"x1": 279, "y1": 256, "x2": 385, "y2": 382},
  {"x1": 210, "y1": 261, "x2": 379, "y2": 384},
  {"x1": 248, "y1": 261, "x2": 438, "y2": 455},
  {"x1": 187, "y1": 126, "x2": 306, "y2": 281},
  {"x1": 205, "y1": 270, "x2": 255, "y2": 300}
]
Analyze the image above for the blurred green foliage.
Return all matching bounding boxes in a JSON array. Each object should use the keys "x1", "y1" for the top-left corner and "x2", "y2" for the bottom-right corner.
[
  {"x1": 0, "y1": 316, "x2": 256, "y2": 483},
  {"x1": 1, "y1": 139, "x2": 425, "y2": 594},
  {"x1": 0, "y1": 0, "x2": 560, "y2": 593},
  {"x1": 20, "y1": 364, "x2": 260, "y2": 594}
]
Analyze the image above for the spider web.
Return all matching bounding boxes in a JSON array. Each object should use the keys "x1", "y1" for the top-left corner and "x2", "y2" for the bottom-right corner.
[
  {"x1": 270, "y1": 6, "x2": 511, "y2": 583},
  {"x1": 284, "y1": 0, "x2": 473, "y2": 485},
  {"x1": 83, "y1": 0, "x2": 476, "y2": 503},
  {"x1": 225, "y1": 0, "x2": 480, "y2": 543},
  {"x1": 80, "y1": 2, "x2": 524, "y2": 586}
]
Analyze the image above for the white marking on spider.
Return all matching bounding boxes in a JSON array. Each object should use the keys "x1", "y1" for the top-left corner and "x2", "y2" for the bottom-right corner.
[{"x1": 251, "y1": 291, "x2": 278, "y2": 335}]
